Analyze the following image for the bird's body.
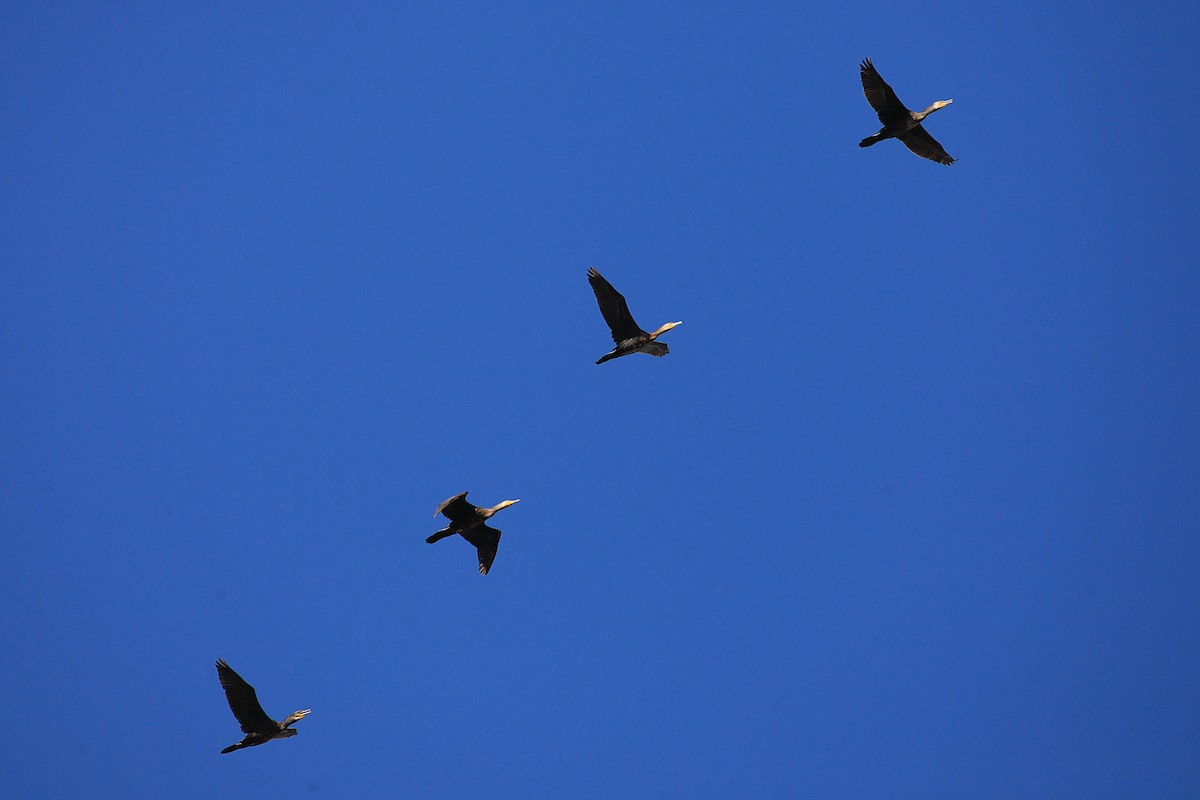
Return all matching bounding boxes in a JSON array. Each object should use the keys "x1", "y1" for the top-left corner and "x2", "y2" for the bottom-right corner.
[
  {"x1": 587, "y1": 267, "x2": 681, "y2": 364},
  {"x1": 215, "y1": 659, "x2": 310, "y2": 754},
  {"x1": 427, "y1": 492, "x2": 520, "y2": 575},
  {"x1": 858, "y1": 58, "x2": 955, "y2": 165}
]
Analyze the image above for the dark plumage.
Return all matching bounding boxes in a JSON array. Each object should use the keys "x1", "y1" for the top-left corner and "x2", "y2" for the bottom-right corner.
[
  {"x1": 587, "y1": 267, "x2": 681, "y2": 364},
  {"x1": 858, "y1": 58, "x2": 955, "y2": 165},
  {"x1": 426, "y1": 492, "x2": 520, "y2": 575},
  {"x1": 215, "y1": 659, "x2": 310, "y2": 754}
]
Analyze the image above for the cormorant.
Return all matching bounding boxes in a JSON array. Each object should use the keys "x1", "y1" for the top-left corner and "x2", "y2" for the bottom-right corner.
[
  {"x1": 427, "y1": 492, "x2": 520, "y2": 575},
  {"x1": 587, "y1": 267, "x2": 681, "y2": 364},
  {"x1": 858, "y1": 58, "x2": 955, "y2": 165},
  {"x1": 215, "y1": 659, "x2": 310, "y2": 754}
]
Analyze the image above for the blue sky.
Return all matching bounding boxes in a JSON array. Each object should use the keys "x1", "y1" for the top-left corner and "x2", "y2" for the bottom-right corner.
[{"x1": 3, "y1": 2, "x2": 1199, "y2": 797}]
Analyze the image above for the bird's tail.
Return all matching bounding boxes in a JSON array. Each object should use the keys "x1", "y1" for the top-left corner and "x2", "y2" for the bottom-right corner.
[
  {"x1": 221, "y1": 742, "x2": 246, "y2": 754},
  {"x1": 426, "y1": 528, "x2": 454, "y2": 544},
  {"x1": 859, "y1": 134, "x2": 883, "y2": 148},
  {"x1": 595, "y1": 352, "x2": 616, "y2": 365}
]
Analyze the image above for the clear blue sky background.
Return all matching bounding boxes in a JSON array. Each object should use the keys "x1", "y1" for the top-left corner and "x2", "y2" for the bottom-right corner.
[{"x1": 3, "y1": 3, "x2": 1198, "y2": 797}]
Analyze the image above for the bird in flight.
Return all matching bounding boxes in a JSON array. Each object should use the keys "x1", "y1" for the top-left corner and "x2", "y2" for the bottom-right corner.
[
  {"x1": 427, "y1": 492, "x2": 520, "y2": 575},
  {"x1": 215, "y1": 659, "x2": 310, "y2": 754},
  {"x1": 858, "y1": 58, "x2": 956, "y2": 165},
  {"x1": 587, "y1": 267, "x2": 681, "y2": 364}
]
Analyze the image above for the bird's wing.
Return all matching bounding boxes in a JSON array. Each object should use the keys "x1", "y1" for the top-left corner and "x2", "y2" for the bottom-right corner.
[
  {"x1": 461, "y1": 524, "x2": 501, "y2": 575},
  {"x1": 435, "y1": 492, "x2": 476, "y2": 522},
  {"x1": 860, "y1": 58, "x2": 910, "y2": 123},
  {"x1": 216, "y1": 660, "x2": 276, "y2": 734},
  {"x1": 898, "y1": 125, "x2": 956, "y2": 165},
  {"x1": 588, "y1": 268, "x2": 646, "y2": 343}
]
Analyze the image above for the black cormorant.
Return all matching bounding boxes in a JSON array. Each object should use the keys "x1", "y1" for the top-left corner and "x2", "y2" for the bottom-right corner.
[
  {"x1": 427, "y1": 492, "x2": 520, "y2": 575},
  {"x1": 215, "y1": 659, "x2": 310, "y2": 754},
  {"x1": 858, "y1": 58, "x2": 955, "y2": 165},
  {"x1": 587, "y1": 267, "x2": 681, "y2": 364}
]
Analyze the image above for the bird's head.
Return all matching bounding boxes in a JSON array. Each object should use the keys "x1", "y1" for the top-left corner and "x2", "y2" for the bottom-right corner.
[
  {"x1": 931, "y1": 99, "x2": 953, "y2": 112},
  {"x1": 283, "y1": 709, "x2": 312, "y2": 727},
  {"x1": 495, "y1": 499, "x2": 521, "y2": 512}
]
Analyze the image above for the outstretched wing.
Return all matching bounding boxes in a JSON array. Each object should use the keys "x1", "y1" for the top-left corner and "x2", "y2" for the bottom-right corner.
[
  {"x1": 435, "y1": 492, "x2": 477, "y2": 522},
  {"x1": 216, "y1": 660, "x2": 275, "y2": 734},
  {"x1": 588, "y1": 268, "x2": 646, "y2": 343},
  {"x1": 899, "y1": 125, "x2": 956, "y2": 165},
  {"x1": 860, "y1": 58, "x2": 910, "y2": 124},
  {"x1": 461, "y1": 524, "x2": 502, "y2": 575}
]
